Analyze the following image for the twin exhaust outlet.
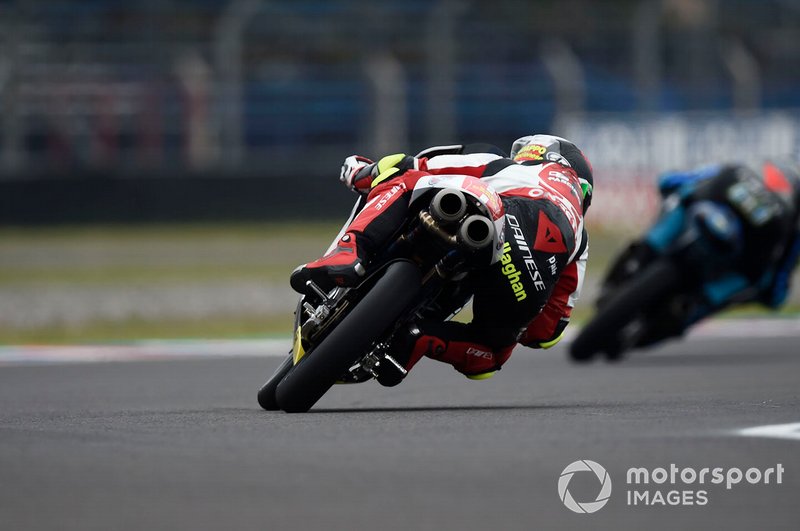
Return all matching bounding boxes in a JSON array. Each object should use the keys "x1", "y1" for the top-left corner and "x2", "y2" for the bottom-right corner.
[{"x1": 425, "y1": 188, "x2": 494, "y2": 251}]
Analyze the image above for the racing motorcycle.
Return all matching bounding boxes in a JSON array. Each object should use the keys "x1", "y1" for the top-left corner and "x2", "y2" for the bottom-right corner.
[
  {"x1": 570, "y1": 199, "x2": 748, "y2": 361},
  {"x1": 257, "y1": 174, "x2": 505, "y2": 412}
]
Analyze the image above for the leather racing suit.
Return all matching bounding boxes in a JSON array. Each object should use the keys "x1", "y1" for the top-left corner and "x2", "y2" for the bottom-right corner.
[{"x1": 291, "y1": 136, "x2": 593, "y2": 382}]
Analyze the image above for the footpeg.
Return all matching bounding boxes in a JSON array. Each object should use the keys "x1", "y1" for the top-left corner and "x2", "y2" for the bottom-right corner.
[
  {"x1": 381, "y1": 353, "x2": 408, "y2": 377},
  {"x1": 336, "y1": 362, "x2": 374, "y2": 384},
  {"x1": 375, "y1": 352, "x2": 408, "y2": 388}
]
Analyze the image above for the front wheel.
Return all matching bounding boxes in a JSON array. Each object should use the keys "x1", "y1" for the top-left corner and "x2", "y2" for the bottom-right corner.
[
  {"x1": 570, "y1": 260, "x2": 680, "y2": 362},
  {"x1": 276, "y1": 261, "x2": 422, "y2": 413},
  {"x1": 257, "y1": 298, "x2": 305, "y2": 411},
  {"x1": 257, "y1": 354, "x2": 294, "y2": 410}
]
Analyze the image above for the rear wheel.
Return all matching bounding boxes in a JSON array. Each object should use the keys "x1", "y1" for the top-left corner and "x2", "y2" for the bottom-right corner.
[
  {"x1": 276, "y1": 261, "x2": 422, "y2": 413},
  {"x1": 570, "y1": 260, "x2": 679, "y2": 362}
]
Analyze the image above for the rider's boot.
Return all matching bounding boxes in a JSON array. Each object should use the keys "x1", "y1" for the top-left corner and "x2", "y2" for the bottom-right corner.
[{"x1": 290, "y1": 232, "x2": 366, "y2": 294}]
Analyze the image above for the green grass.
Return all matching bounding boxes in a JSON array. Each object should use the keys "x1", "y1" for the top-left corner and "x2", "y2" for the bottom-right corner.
[
  {"x1": 0, "y1": 221, "x2": 343, "y2": 285},
  {"x1": 1, "y1": 221, "x2": 797, "y2": 345},
  {"x1": 0, "y1": 222, "x2": 335, "y2": 344},
  {"x1": 0, "y1": 264, "x2": 294, "y2": 285}
]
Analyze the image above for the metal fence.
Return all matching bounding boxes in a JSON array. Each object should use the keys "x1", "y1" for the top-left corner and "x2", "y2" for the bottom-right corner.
[{"x1": 1, "y1": 0, "x2": 799, "y2": 177}]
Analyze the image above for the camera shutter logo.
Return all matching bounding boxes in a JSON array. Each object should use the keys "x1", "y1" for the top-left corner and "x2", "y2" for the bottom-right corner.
[{"x1": 558, "y1": 460, "x2": 612, "y2": 514}]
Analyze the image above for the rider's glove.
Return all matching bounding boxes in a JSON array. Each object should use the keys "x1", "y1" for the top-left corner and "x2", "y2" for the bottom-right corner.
[
  {"x1": 340, "y1": 155, "x2": 375, "y2": 193},
  {"x1": 340, "y1": 153, "x2": 418, "y2": 193},
  {"x1": 371, "y1": 153, "x2": 418, "y2": 188}
]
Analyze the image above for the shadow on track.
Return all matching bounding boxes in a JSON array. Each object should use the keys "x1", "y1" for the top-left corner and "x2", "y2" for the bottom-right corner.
[{"x1": 309, "y1": 404, "x2": 583, "y2": 414}]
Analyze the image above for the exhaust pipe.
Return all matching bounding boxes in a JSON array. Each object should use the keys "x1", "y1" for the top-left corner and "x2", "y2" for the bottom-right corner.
[
  {"x1": 457, "y1": 215, "x2": 494, "y2": 250},
  {"x1": 429, "y1": 189, "x2": 467, "y2": 223}
]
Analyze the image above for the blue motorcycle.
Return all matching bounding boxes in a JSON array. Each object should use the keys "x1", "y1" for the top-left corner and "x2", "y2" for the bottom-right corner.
[
  {"x1": 571, "y1": 195, "x2": 752, "y2": 361},
  {"x1": 571, "y1": 162, "x2": 799, "y2": 361}
]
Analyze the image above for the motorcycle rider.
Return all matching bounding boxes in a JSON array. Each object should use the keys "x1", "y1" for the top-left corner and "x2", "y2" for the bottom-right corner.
[
  {"x1": 598, "y1": 159, "x2": 800, "y2": 348},
  {"x1": 290, "y1": 135, "x2": 593, "y2": 385}
]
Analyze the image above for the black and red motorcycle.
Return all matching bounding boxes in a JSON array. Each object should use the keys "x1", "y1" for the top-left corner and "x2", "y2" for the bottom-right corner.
[{"x1": 257, "y1": 174, "x2": 505, "y2": 413}]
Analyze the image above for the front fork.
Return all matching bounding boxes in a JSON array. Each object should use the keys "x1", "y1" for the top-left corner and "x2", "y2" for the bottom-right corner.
[{"x1": 293, "y1": 281, "x2": 351, "y2": 365}]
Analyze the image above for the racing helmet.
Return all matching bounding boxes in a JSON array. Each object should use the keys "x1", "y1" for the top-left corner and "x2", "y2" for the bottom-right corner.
[
  {"x1": 762, "y1": 158, "x2": 800, "y2": 217},
  {"x1": 510, "y1": 134, "x2": 595, "y2": 213}
]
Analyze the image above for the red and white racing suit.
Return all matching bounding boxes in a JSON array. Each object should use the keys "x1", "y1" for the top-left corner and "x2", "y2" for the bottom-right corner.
[{"x1": 348, "y1": 148, "x2": 589, "y2": 378}]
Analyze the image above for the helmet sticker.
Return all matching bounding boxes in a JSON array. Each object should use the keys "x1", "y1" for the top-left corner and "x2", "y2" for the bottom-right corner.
[{"x1": 514, "y1": 144, "x2": 547, "y2": 162}]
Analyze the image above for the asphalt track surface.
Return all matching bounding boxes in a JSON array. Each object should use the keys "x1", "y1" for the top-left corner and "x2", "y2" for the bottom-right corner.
[{"x1": 1, "y1": 333, "x2": 799, "y2": 530}]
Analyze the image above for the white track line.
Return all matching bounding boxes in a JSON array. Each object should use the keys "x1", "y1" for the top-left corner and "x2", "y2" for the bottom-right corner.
[
  {"x1": 688, "y1": 318, "x2": 800, "y2": 339},
  {"x1": 736, "y1": 422, "x2": 800, "y2": 441},
  {"x1": 0, "y1": 338, "x2": 289, "y2": 366},
  {"x1": 1, "y1": 317, "x2": 798, "y2": 366}
]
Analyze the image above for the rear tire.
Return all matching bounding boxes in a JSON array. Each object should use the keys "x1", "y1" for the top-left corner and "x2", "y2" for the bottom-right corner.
[
  {"x1": 276, "y1": 261, "x2": 422, "y2": 413},
  {"x1": 570, "y1": 260, "x2": 679, "y2": 362}
]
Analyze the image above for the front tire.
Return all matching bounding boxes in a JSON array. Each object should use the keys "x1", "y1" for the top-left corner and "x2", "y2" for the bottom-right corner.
[
  {"x1": 570, "y1": 260, "x2": 679, "y2": 362},
  {"x1": 257, "y1": 354, "x2": 294, "y2": 410},
  {"x1": 257, "y1": 298, "x2": 305, "y2": 411},
  {"x1": 276, "y1": 261, "x2": 422, "y2": 413}
]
